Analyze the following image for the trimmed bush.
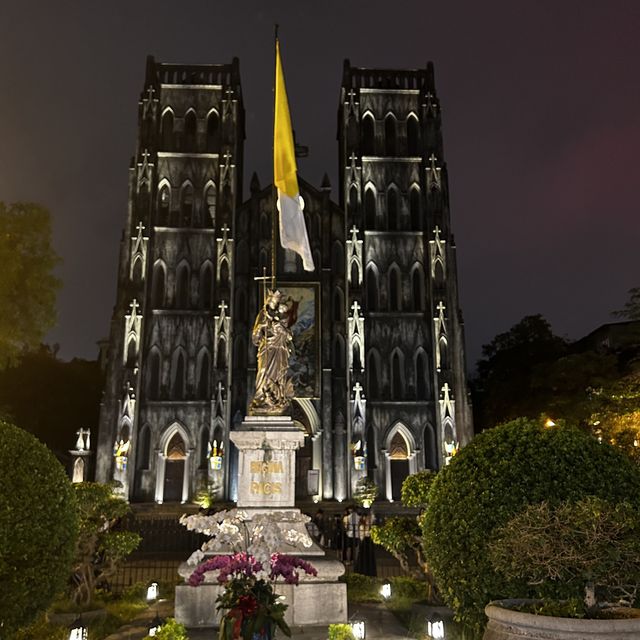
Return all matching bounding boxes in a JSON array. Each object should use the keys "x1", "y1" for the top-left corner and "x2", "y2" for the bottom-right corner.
[
  {"x1": 0, "y1": 421, "x2": 78, "y2": 636},
  {"x1": 422, "y1": 418, "x2": 640, "y2": 631}
]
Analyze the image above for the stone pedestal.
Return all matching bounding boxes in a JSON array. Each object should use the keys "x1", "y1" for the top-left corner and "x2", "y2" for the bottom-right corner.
[{"x1": 175, "y1": 415, "x2": 348, "y2": 628}]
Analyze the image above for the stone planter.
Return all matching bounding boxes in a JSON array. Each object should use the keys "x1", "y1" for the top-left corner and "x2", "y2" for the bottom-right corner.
[{"x1": 484, "y1": 599, "x2": 640, "y2": 640}]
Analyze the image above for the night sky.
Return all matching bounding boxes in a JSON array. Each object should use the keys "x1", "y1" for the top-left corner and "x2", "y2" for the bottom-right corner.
[{"x1": 1, "y1": 1, "x2": 638, "y2": 371}]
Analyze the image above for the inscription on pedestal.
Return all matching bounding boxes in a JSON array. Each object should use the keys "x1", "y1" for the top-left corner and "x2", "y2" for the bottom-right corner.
[{"x1": 229, "y1": 416, "x2": 305, "y2": 508}]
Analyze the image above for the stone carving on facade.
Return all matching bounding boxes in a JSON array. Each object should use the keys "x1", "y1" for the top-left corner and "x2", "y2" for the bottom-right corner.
[
  {"x1": 213, "y1": 301, "x2": 230, "y2": 369},
  {"x1": 346, "y1": 226, "x2": 363, "y2": 286},
  {"x1": 136, "y1": 149, "x2": 153, "y2": 194},
  {"x1": 223, "y1": 87, "x2": 235, "y2": 120},
  {"x1": 434, "y1": 301, "x2": 447, "y2": 371},
  {"x1": 216, "y1": 225, "x2": 233, "y2": 284},
  {"x1": 427, "y1": 154, "x2": 442, "y2": 191},
  {"x1": 429, "y1": 225, "x2": 446, "y2": 279},
  {"x1": 424, "y1": 91, "x2": 438, "y2": 118},
  {"x1": 129, "y1": 222, "x2": 148, "y2": 281},
  {"x1": 348, "y1": 300, "x2": 365, "y2": 372},
  {"x1": 220, "y1": 150, "x2": 233, "y2": 187},
  {"x1": 142, "y1": 84, "x2": 158, "y2": 120},
  {"x1": 123, "y1": 299, "x2": 142, "y2": 365},
  {"x1": 249, "y1": 290, "x2": 295, "y2": 416}
]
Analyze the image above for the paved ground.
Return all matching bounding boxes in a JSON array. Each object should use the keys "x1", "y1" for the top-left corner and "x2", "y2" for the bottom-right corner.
[{"x1": 105, "y1": 601, "x2": 410, "y2": 639}]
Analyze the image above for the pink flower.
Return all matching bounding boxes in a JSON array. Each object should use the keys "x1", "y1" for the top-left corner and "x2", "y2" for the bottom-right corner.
[{"x1": 269, "y1": 553, "x2": 317, "y2": 585}]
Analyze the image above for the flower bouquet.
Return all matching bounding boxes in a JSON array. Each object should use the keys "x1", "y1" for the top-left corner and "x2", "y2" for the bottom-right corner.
[{"x1": 188, "y1": 551, "x2": 317, "y2": 640}]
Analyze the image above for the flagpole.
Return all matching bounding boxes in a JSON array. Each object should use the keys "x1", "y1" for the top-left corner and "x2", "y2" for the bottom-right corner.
[{"x1": 271, "y1": 24, "x2": 279, "y2": 293}]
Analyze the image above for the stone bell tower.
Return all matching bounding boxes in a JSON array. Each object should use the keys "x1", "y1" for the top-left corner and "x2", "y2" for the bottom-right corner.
[
  {"x1": 338, "y1": 61, "x2": 473, "y2": 500},
  {"x1": 95, "y1": 56, "x2": 245, "y2": 502}
]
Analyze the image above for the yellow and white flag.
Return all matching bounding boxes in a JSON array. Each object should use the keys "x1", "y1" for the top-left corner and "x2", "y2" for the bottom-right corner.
[{"x1": 274, "y1": 39, "x2": 314, "y2": 271}]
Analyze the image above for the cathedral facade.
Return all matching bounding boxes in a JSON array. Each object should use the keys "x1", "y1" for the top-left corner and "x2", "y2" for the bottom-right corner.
[{"x1": 95, "y1": 56, "x2": 473, "y2": 503}]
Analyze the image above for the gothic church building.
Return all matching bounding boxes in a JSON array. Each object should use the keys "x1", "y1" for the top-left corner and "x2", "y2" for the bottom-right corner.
[{"x1": 96, "y1": 56, "x2": 473, "y2": 503}]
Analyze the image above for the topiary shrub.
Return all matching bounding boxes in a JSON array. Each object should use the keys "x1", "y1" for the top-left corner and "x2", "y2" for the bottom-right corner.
[
  {"x1": 0, "y1": 421, "x2": 78, "y2": 636},
  {"x1": 422, "y1": 418, "x2": 640, "y2": 631}
]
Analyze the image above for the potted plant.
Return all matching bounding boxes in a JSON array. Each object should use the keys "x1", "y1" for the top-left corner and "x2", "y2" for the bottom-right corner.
[
  {"x1": 484, "y1": 496, "x2": 640, "y2": 639},
  {"x1": 188, "y1": 551, "x2": 317, "y2": 639}
]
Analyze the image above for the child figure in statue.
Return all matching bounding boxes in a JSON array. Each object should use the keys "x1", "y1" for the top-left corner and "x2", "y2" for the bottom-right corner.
[{"x1": 250, "y1": 290, "x2": 295, "y2": 415}]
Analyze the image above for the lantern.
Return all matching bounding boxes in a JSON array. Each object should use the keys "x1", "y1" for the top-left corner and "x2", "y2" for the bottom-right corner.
[
  {"x1": 146, "y1": 581, "x2": 158, "y2": 601},
  {"x1": 350, "y1": 620, "x2": 366, "y2": 639},
  {"x1": 69, "y1": 616, "x2": 87, "y2": 640},
  {"x1": 427, "y1": 614, "x2": 445, "y2": 639},
  {"x1": 380, "y1": 582, "x2": 391, "y2": 599},
  {"x1": 148, "y1": 613, "x2": 164, "y2": 637}
]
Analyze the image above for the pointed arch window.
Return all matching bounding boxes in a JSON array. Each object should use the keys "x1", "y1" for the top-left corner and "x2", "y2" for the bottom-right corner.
[
  {"x1": 137, "y1": 425, "x2": 151, "y2": 470},
  {"x1": 203, "y1": 183, "x2": 217, "y2": 228},
  {"x1": 366, "y1": 266, "x2": 379, "y2": 311},
  {"x1": 412, "y1": 266, "x2": 425, "y2": 312},
  {"x1": 391, "y1": 350, "x2": 404, "y2": 400},
  {"x1": 184, "y1": 110, "x2": 197, "y2": 151},
  {"x1": 348, "y1": 185, "x2": 358, "y2": 215},
  {"x1": 217, "y1": 338, "x2": 227, "y2": 369},
  {"x1": 385, "y1": 114, "x2": 397, "y2": 156},
  {"x1": 175, "y1": 263, "x2": 190, "y2": 309},
  {"x1": 388, "y1": 265, "x2": 401, "y2": 312},
  {"x1": 171, "y1": 349, "x2": 186, "y2": 399},
  {"x1": 365, "y1": 188, "x2": 376, "y2": 229},
  {"x1": 367, "y1": 349, "x2": 380, "y2": 398},
  {"x1": 180, "y1": 183, "x2": 194, "y2": 226},
  {"x1": 361, "y1": 114, "x2": 375, "y2": 155},
  {"x1": 416, "y1": 350, "x2": 428, "y2": 399},
  {"x1": 199, "y1": 427, "x2": 210, "y2": 469},
  {"x1": 147, "y1": 349, "x2": 161, "y2": 399},
  {"x1": 387, "y1": 188, "x2": 399, "y2": 231},
  {"x1": 333, "y1": 288, "x2": 344, "y2": 322},
  {"x1": 220, "y1": 259, "x2": 230, "y2": 289},
  {"x1": 132, "y1": 257, "x2": 143, "y2": 286},
  {"x1": 333, "y1": 334, "x2": 345, "y2": 372},
  {"x1": 126, "y1": 337, "x2": 137, "y2": 368},
  {"x1": 235, "y1": 288, "x2": 246, "y2": 320},
  {"x1": 439, "y1": 337, "x2": 449, "y2": 370},
  {"x1": 233, "y1": 335, "x2": 246, "y2": 369},
  {"x1": 410, "y1": 188, "x2": 421, "y2": 230},
  {"x1": 161, "y1": 110, "x2": 174, "y2": 150},
  {"x1": 407, "y1": 114, "x2": 419, "y2": 156},
  {"x1": 199, "y1": 262, "x2": 213, "y2": 309},
  {"x1": 158, "y1": 185, "x2": 170, "y2": 226},
  {"x1": 206, "y1": 111, "x2": 220, "y2": 151},
  {"x1": 197, "y1": 350, "x2": 210, "y2": 398},
  {"x1": 353, "y1": 341, "x2": 362, "y2": 372},
  {"x1": 151, "y1": 263, "x2": 165, "y2": 308},
  {"x1": 366, "y1": 427, "x2": 376, "y2": 470}
]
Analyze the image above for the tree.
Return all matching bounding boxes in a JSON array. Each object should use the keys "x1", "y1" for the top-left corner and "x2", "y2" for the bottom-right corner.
[
  {"x1": 0, "y1": 345, "x2": 103, "y2": 456},
  {"x1": 0, "y1": 421, "x2": 78, "y2": 636},
  {"x1": 489, "y1": 497, "x2": 640, "y2": 612},
  {"x1": 422, "y1": 418, "x2": 640, "y2": 631},
  {"x1": 613, "y1": 287, "x2": 640, "y2": 321},
  {"x1": 70, "y1": 483, "x2": 140, "y2": 606},
  {"x1": 473, "y1": 315, "x2": 568, "y2": 430},
  {"x1": 371, "y1": 471, "x2": 437, "y2": 590},
  {"x1": 0, "y1": 202, "x2": 61, "y2": 369}
]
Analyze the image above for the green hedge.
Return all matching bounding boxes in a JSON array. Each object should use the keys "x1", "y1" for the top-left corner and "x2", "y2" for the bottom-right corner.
[
  {"x1": 0, "y1": 421, "x2": 78, "y2": 636},
  {"x1": 422, "y1": 418, "x2": 640, "y2": 631}
]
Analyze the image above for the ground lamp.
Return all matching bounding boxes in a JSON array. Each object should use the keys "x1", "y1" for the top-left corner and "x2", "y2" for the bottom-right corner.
[
  {"x1": 148, "y1": 613, "x2": 164, "y2": 637},
  {"x1": 380, "y1": 582, "x2": 391, "y2": 599},
  {"x1": 350, "y1": 620, "x2": 366, "y2": 639},
  {"x1": 69, "y1": 617, "x2": 87, "y2": 640},
  {"x1": 426, "y1": 614, "x2": 445, "y2": 639},
  {"x1": 146, "y1": 581, "x2": 158, "y2": 601}
]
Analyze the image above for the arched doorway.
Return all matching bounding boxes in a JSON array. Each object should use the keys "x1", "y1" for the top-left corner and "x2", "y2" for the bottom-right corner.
[
  {"x1": 154, "y1": 423, "x2": 192, "y2": 504},
  {"x1": 384, "y1": 424, "x2": 417, "y2": 501},
  {"x1": 164, "y1": 432, "x2": 186, "y2": 502}
]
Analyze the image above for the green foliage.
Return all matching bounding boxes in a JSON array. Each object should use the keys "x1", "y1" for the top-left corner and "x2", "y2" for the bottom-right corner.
[
  {"x1": 0, "y1": 421, "x2": 78, "y2": 636},
  {"x1": 401, "y1": 469, "x2": 436, "y2": 508},
  {"x1": 371, "y1": 516, "x2": 422, "y2": 577},
  {"x1": 613, "y1": 287, "x2": 640, "y2": 321},
  {"x1": 328, "y1": 623, "x2": 356, "y2": 640},
  {"x1": 353, "y1": 477, "x2": 378, "y2": 507},
  {"x1": 155, "y1": 618, "x2": 189, "y2": 640},
  {"x1": 0, "y1": 202, "x2": 61, "y2": 369},
  {"x1": 0, "y1": 345, "x2": 103, "y2": 455},
  {"x1": 70, "y1": 483, "x2": 140, "y2": 606},
  {"x1": 339, "y1": 573, "x2": 383, "y2": 603},
  {"x1": 217, "y1": 575, "x2": 289, "y2": 640},
  {"x1": 473, "y1": 315, "x2": 568, "y2": 429},
  {"x1": 388, "y1": 575, "x2": 429, "y2": 601},
  {"x1": 489, "y1": 497, "x2": 640, "y2": 610},
  {"x1": 422, "y1": 417, "x2": 640, "y2": 631}
]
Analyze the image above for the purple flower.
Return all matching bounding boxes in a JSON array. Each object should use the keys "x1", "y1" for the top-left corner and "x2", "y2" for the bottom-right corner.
[
  {"x1": 188, "y1": 552, "x2": 263, "y2": 586},
  {"x1": 269, "y1": 554, "x2": 318, "y2": 585}
]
